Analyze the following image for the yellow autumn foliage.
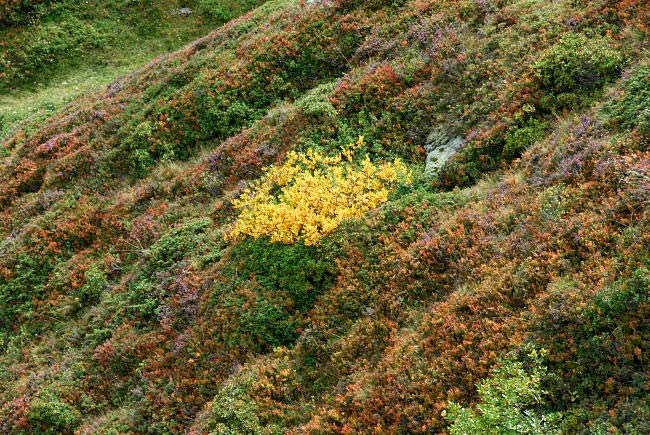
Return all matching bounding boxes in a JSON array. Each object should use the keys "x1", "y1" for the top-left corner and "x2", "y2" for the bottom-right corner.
[{"x1": 226, "y1": 136, "x2": 411, "y2": 246}]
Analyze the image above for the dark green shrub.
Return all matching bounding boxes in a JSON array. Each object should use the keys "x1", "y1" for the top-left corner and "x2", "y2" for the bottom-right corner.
[
  {"x1": 145, "y1": 219, "x2": 211, "y2": 270},
  {"x1": 230, "y1": 237, "x2": 334, "y2": 313},
  {"x1": 76, "y1": 263, "x2": 108, "y2": 306},
  {"x1": 531, "y1": 269, "x2": 650, "y2": 433},
  {"x1": 0, "y1": 252, "x2": 53, "y2": 331},
  {"x1": 533, "y1": 33, "x2": 624, "y2": 112},
  {"x1": 222, "y1": 289, "x2": 301, "y2": 351},
  {"x1": 502, "y1": 118, "x2": 548, "y2": 161},
  {"x1": 28, "y1": 395, "x2": 82, "y2": 434},
  {"x1": 0, "y1": 0, "x2": 53, "y2": 27},
  {"x1": 123, "y1": 219, "x2": 211, "y2": 321},
  {"x1": 600, "y1": 63, "x2": 650, "y2": 140},
  {"x1": 217, "y1": 238, "x2": 336, "y2": 351},
  {"x1": 0, "y1": 17, "x2": 106, "y2": 91}
]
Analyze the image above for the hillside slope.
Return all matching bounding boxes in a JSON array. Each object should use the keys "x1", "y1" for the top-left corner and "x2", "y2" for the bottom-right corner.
[
  {"x1": 0, "y1": 0, "x2": 648, "y2": 433},
  {"x1": 0, "y1": 0, "x2": 266, "y2": 140}
]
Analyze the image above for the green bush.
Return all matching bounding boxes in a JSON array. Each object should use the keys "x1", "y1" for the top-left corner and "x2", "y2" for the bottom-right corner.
[
  {"x1": 502, "y1": 118, "x2": 548, "y2": 161},
  {"x1": 532, "y1": 33, "x2": 624, "y2": 112},
  {"x1": 0, "y1": 17, "x2": 106, "y2": 91},
  {"x1": 0, "y1": 252, "x2": 53, "y2": 332},
  {"x1": 600, "y1": 63, "x2": 650, "y2": 140},
  {"x1": 207, "y1": 371, "x2": 283, "y2": 434},
  {"x1": 123, "y1": 219, "x2": 212, "y2": 321},
  {"x1": 146, "y1": 219, "x2": 211, "y2": 270},
  {"x1": 230, "y1": 237, "x2": 334, "y2": 311},
  {"x1": 296, "y1": 81, "x2": 338, "y2": 121},
  {"x1": 75, "y1": 263, "x2": 108, "y2": 306},
  {"x1": 0, "y1": 0, "x2": 53, "y2": 27},
  {"x1": 28, "y1": 395, "x2": 82, "y2": 434},
  {"x1": 528, "y1": 269, "x2": 650, "y2": 434},
  {"x1": 217, "y1": 238, "x2": 335, "y2": 351},
  {"x1": 446, "y1": 350, "x2": 562, "y2": 435}
]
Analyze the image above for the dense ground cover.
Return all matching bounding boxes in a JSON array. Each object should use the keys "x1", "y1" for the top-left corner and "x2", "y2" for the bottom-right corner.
[
  {"x1": 0, "y1": 0, "x2": 648, "y2": 433},
  {"x1": 0, "y1": 0, "x2": 267, "y2": 140}
]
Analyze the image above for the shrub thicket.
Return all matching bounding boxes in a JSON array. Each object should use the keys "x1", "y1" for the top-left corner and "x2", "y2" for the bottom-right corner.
[{"x1": 533, "y1": 33, "x2": 625, "y2": 112}]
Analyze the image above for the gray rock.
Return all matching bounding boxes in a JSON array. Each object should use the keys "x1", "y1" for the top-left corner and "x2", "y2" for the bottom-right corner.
[
  {"x1": 178, "y1": 7, "x2": 192, "y2": 16},
  {"x1": 306, "y1": 0, "x2": 334, "y2": 7},
  {"x1": 424, "y1": 128, "x2": 464, "y2": 177}
]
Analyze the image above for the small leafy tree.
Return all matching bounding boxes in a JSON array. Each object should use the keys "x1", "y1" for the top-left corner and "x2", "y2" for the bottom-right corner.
[{"x1": 445, "y1": 350, "x2": 562, "y2": 435}]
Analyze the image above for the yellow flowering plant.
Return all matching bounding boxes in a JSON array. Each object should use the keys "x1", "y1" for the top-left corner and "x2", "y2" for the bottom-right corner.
[{"x1": 226, "y1": 136, "x2": 411, "y2": 246}]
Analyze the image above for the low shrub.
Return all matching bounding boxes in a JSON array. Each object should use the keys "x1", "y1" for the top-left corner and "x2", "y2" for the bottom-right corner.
[
  {"x1": 28, "y1": 395, "x2": 82, "y2": 435},
  {"x1": 502, "y1": 118, "x2": 548, "y2": 161},
  {"x1": 600, "y1": 63, "x2": 650, "y2": 141},
  {"x1": 0, "y1": 0, "x2": 52, "y2": 26},
  {"x1": 0, "y1": 17, "x2": 106, "y2": 91},
  {"x1": 532, "y1": 33, "x2": 624, "y2": 112},
  {"x1": 230, "y1": 236, "x2": 334, "y2": 311},
  {"x1": 226, "y1": 136, "x2": 411, "y2": 246},
  {"x1": 530, "y1": 269, "x2": 650, "y2": 433},
  {"x1": 446, "y1": 350, "x2": 562, "y2": 435}
]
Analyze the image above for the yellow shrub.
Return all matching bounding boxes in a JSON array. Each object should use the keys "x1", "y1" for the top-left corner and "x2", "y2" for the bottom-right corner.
[{"x1": 226, "y1": 136, "x2": 411, "y2": 246}]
